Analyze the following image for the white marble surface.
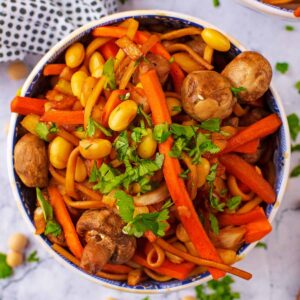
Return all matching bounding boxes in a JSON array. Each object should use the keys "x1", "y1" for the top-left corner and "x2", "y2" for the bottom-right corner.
[{"x1": 0, "y1": 1, "x2": 300, "y2": 299}]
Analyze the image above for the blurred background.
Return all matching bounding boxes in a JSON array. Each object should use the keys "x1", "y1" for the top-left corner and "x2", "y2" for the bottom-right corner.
[{"x1": 0, "y1": 0, "x2": 299, "y2": 299}]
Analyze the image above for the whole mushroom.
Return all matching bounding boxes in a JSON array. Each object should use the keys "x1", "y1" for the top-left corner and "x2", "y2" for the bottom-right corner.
[
  {"x1": 76, "y1": 208, "x2": 136, "y2": 274},
  {"x1": 181, "y1": 70, "x2": 235, "y2": 122},
  {"x1": 14, "y1": 133, "x2": 48, "y2": 187},
  {"x1": 222, "y1": 51, "x2": 272, "y2": 103}
]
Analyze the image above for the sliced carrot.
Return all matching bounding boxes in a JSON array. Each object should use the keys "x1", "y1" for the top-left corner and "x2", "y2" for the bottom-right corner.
[
  {"x1": 92, "y1": 26, "x2": 129, "y2": 38},
  {"x1": 43, "y1": 64, "x2": 66, "y2": 76},
  {"x1": 219, "y1": 207, "x2": 266, "y2": 226},
  {"x1": 102, "y1": 263, "x2": 133, "y2": 274},
  {"x1": 223, "y1": 114, "x2": 281, "y2": 154},
  {"x1": 144, "y1": 230, "x2": 157, "y2": 243},
  {"x1": 234, "y1": 139, "x2": 260, "y2": 154},
  {"x1": 100, "y1": 40, "x2": 119, "y2": 60},
  {"x1": 101, "y1": 89, "x2": 126, "y2": 127},
  {"x1": 40, "y1": 110, "x2": 84, "y2": 124},
  {"x1": 219, "y1": 154, "x2": 276, "y2": 203},
  {"x1": 11, "y1": 96, "x2": 45, "y2": 116},
  {"x1": 140, "y1": 69, "x2": 224, "y2": 279},
  {"x1": 244, "y1": 218, "x2": 272, "y2": 243},
  {"x1": 170, "y1": 62, "x2": 186, "y2": 94},
  {"x1": 294, "y1": 5, "x2": 300, "y2": 17},
  {"x1": 48, "y1": 186, "x2": 83, "y2": 259},
  {"x1": 132, "y1": 254, "x2": 194, "y2": 281}
]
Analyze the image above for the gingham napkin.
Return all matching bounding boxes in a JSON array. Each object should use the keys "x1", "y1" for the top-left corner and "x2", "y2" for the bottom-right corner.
[{"x1": 0, "y1": 0, "x2": 118, "y2": 62}]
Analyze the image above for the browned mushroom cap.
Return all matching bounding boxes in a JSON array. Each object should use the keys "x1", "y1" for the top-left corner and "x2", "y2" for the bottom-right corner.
[
  {"x1": 181, "y1": 70, "x2": 235, "y2": 121},
  {"x1": 76, "y1": 208, "x2": 137, "y2": 274},
  {"x1": 110, "y1": 235, "x2": 137, "y2": 265},
  {"x1": 80, "y1": 237, "x2": 115, "y2": 274},
  {"x1": 222, "y1": 51, "x2": 272, "y2": 103},
  {"x1": 133, "y1": 53, "x2": 170, "y2": 85},
  {"x1": 14, "y1": 133, "x2": 48, "y2": 187}
]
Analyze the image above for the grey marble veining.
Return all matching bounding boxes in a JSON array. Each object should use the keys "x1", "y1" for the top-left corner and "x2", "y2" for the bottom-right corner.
[{"x1": 0, "y1": 1, "x2": 299, "y2": 299}]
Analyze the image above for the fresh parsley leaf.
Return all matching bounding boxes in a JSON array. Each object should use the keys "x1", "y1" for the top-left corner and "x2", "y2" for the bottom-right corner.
[
  {"x1": 137, "y1": 105, "x2": 152, "y2": 127},
  {"x1": 291, "y1": 144, "x2": 300, "y2": 152},
  {"x1": 255, "y1": 242, "x2": 267, "y2": 249},
  {"x1": 35, "y1": 122, "x2": 49, "y2": 141},
  {"x1": 103, "y1": 58, "x2": 116, "y2": 90},
  {"x1": 213, "y1": 0, "x2": 220, "y2": 7},
  {"x1": 206, "y1": 163, "x2": 218, "y2": 183},
  {"x1": 0, "y1": 253, "x2": 13, "y2": 279},
  {"x1": 231, "y1": 86, "x2": 246, "y2": 97},
  {"x1": 36, "y1": 188, "x2": 62, "y2": 237},
  {"x1": 36, "y1": 187, "x2": 53, "y2": 221},
  {"x1": 220, "y1": 188, "x2": 228, "y2": 197},
  {"x1": 115, "y1": 190, "x2": 135, "y2": 223},
  {"x1": 295, "y1": 81, "x2": 300, "y2": 94},
  {"x1": 227, "y1": 196, "x2": 242, "y2": 211},
  {"x1": 209, "y1": 214, "x2": 219, "y2": 235},
  {"x1": 44, "y1": 220, "x2": 62, "y2": 236},
  {"x1": 26, "y1": 250, "x2": 39, "y2": 263},
  {"x1": 169, "y1": 137, "x2": 187, "y2": 158},
  {"x1": 291, "y1": 165, "x2": 300, "y2": 177},
  {"x1": 179, "y1": 169, "x2": 190, "y2": 179},
  {"x1": 285, "y1": 25, "x2": 294, "y2": 31},
  {"x1": 131, "y1": 127, "x2": 148, "y2": 143},
  {"x1": 153, "y1": 123, "x2": 171, "y2": 143},
  {"x1": 210, "y1": 195, "x2": 225, "y2": 212},
  {"x1": 287, "y1": 113, "x2": 300, "y2": 141},
  {"x1": 114, "y1": 131, "x2": 130, "y2": 160},
  {"x1": 76, "y1": 126, "x2": 84, "y2": 132},
  {"x1": 120, "y1": 92, "x2": 130, "y2": 101},
  {"x1": 172, "y1": 106, "x2": 182, "y2": 113},
  {"x1": 89, "y1": 161, "x2": 100, "y2": 183},
  {"x1": 199, "y1": 118, "x2": 221, "y2": 132},
  {"x1": 170, "y1": 123, "x2": 197, "y2": 139},
  {"x1": 169, "y1": 56, "x2": 175, "y2": 64},
  {"x1": 137, "y1": 153, "x2": 164, "y2": 177},
  {"x1": 49, "y1": 123, "x2": 59, "y2": 133},
  {"x1": 275, "y1": 62, "x2": 289, "y2": 74},
  {"x1": 86, "y1": 117, "x2": 112, "y2": 137}
]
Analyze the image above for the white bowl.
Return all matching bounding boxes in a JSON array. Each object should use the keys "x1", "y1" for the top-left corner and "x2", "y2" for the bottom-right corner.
[
  {"x1": 237, "y1": 0, "x2": 299, "y2": 20},
  {"x1": 7, "y1": 10, "x2": 291, "y2": 294}
]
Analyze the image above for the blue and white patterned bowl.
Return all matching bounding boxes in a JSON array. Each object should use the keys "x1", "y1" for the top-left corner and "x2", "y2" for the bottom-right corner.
[
  {"x1": 237, "y1": 0, "x2": 299, "y2": 20},
  {"x1": 7, "y1": 10, "x2": 291, "y2": 294}
]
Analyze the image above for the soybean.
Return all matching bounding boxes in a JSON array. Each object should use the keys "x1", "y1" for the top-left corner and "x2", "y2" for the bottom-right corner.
[
  {"x1": 79, "y1": 139, "x2": 112, "y2": 160},
  {"x1": 49, "y1": 136, "x2": 73, "y2": 169},
  {"x1": 201, "y1": 28, "x2": 230, "y2": 52},
  {"x1": 65, "y1": 42, "x2": 85, "y2": 68}
]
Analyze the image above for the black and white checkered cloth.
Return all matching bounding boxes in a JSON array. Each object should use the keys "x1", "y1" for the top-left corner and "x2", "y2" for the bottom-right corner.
[{"x1": 0, "y1": 0, "x2": 118, "y2": 62}]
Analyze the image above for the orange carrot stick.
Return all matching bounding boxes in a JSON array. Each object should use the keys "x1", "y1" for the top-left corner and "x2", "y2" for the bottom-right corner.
[
  {"x1": 234, "y1": 139, "x2": 260, "y2": 154},
  {"x1": 140, "y1": 69, "x2": 224, "y2": 279},
  {"x1": 101, "y1": 89, "x2": 126, "y2": 127},
  {"x1": 43, "y1": 64, "x2": 66, "y2": 76},
  {"x1": 11, "y1": 96, "x2": 45, "y2": 116},
  {"x1": 102, "y1": 263, "x2": 133, "y2": 274},
  {"x1": 92, "y1": 26, "x2": 129, "y2": 38},
  {"x1": 40, "y1": 110, "x2": 84, "y2": 124},
  {"x1": 294, "y1": 5, "x2": 300, "y2": 17},
  {"x1": 100, "y1": 40, "x2": 119, "y2": 60},
  {"x1": 65, "y1": 147, "x2": 80, "y2": 199},
  {"x1": 48, "y1": 186, "x2": 83, "y2": 259},
  {"x1": 132, "y1": 254, "x2": 194, "y2": 281},
  {"x1": 245, "y1": 218, "x2": 272, "y2": 243},
  {"x1": 219, "y1": 207, "x2": 266, "y2": 226},
  {"x1": 219, "y1": 154, "x2": 276, "y2": 203},
  {"x1": 223, "y1": 114, "x2": 281, "y2": 154}
]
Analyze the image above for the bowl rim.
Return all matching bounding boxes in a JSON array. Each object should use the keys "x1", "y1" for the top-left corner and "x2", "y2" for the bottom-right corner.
[
  {"x1": 7, "y1": 9, "x2": 291, "y2": 294},
  {"x1": 236, "y1": 0, "x2": 298, "y2": 20}
]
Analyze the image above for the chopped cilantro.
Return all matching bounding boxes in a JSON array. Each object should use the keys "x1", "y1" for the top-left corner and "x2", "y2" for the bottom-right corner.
[
  {"x1": 255, "y1": 242, "x2": 267, "y2": 249},
  {"x1": 76, "y1": 126, "x2": 84, "y2": 132},
  {"x1": 199, "y1": 118, "x2": 221, "y2": 132},
  {"x1": 231, "y1": 86, "x2": 246, "y2": 97},
  {"x1": 103, "y1": 58, "x2": 116, "y2": 90},
  {"x1": 195, "y1": 275, "x2": 240, "y2": 299},
  {"x1": 227, "y1": 196, "x2": 242, "y2": 211},
  {"x1": 179, "y1": 169, "x2": 190, "y2": 179},
  {"x1": 35, "y1": 122, "x2": 49, "y2": 141},
  {"x1": 172, "y1": 106, "x2": 182, "y2": 113},
  {"x1": 36, "y1": 188, "x2": 61, "y2": 237},
  {"x1": 116, "y1": 191, "x2": 172, "y2": 238},
  {"x1": 291, "y1": 144, "x2": 300, "y2": 152},
  {"x1": 86, "y1": 117, "x2": 112, "y2": 137},
  {"x1": 49, "y1": 123, "x2": 59, "y2": 133},
  {"x1": 169, "y1": 56, "x2": 175, "y2": 64},
  {"x1": 169, "y1": 137, "x2": 187, "y2": 158},
  {"x1": 213, "y1": 0, "x2": 220, "y2": 7},
  {"x1": 120, "y1": 92, "x2": 131, "y2": 101},
  {"x1": 209, "y1": 214, "x2": 219, "y2": 234},
  {"x1": 285, "y1": 25, "x2": 294, "y2": 31},
  {"x1": 275, "y1": 62, "x2": 289, "y2": 74},
  {"x1": 26, "y1": 250, "x2": 39, "y2": 263},
  {"x1": 220, "y1": 188, "x2": 228, "y2": 196},
  {"x1": 287, "y1": 113, "x2": 300, "y2": 141},
  {"x1": 291, "y1": 165, "x2": 300, "y2": 178},
  {"x1": 295, "y1": 81, "x2": 300, "y2": 94},
  {"x1": 153, "y1": 123, "x2": 171, "y2": 143},
  {"x1": 206, "y1": 163, "x2": 218, "y2": 183},
  {"x1": 0, "y1": 253, "x2": 13, "y2": 279},
  {"x1": 137, "y1": 105, "x2": 152, "y2": 127},
  {"x1": 113, "y1": 131, "x2": 130, "y2": 160},
  {"x1": 131, "y1": 127, "x2": 148, "y2": 143},
  {"x1": 170, "y1": 123, "x2": 197, "y2": 139}
]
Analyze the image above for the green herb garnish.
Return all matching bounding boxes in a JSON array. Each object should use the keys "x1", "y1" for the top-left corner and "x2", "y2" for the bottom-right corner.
[
  {"x1": 179, "y1": 169, "x2": 190, "y2": 179},
  {"x1": 209, "y1": 213, "x2": 219, "y2": 235},
  {"x1": 116, "y1": 191, "x2": 172, "y2": 238},
  {"x1": 0, "y1": 253, "x2": 13, "y2": 279},
  {"x1": 103, "y1": 58, "x2": 116, "y2": 90},
  {"x1": 199, "y1": 118, "x2": 221, "y2": 132},
  {"x1": 120, "y1": 92, "x2": 131, "y2": 101},
  {"x1": 287, "y1": 113, "x2": 300, "y2": 141},
  {"x1": 227, "y1": 196, "x2": 242, "y2": 211},
  {"x1": 26, "y1": 250, "x2": 40, "y2": 263},
  {"x1": 285, "y1": 25, "x2": 294, "y2": 31},
  {"x1": 255, "y1": 242, "x2": 267, "y2": 249},
  {"x1": 35, "y1": 123, "x2": 50, "y2": 141},
  {"x1": 295, "y1": 81, "x2": 300, "y2": 94},
  {"x1": 86, "y1": 117, "x2": 112, "y2": 137},
  {"x1": 291, "y1": 165, "x2": 300, "y2": 178},
  {"x1": 231, "y1": 86, "x2": 246, "y2": 97},
  {"x1": 275, "y1": 62, "x2": 289, "y2": 74},
  {"x1": 213, "y1": 0, "x2": 220, "y2": 7},
  {"x1": 291, "y1": 144, "x2": 300, "y2": 152},
  {"x1": 153, "y1": 123, "x2": 171, "y2": 143}
]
